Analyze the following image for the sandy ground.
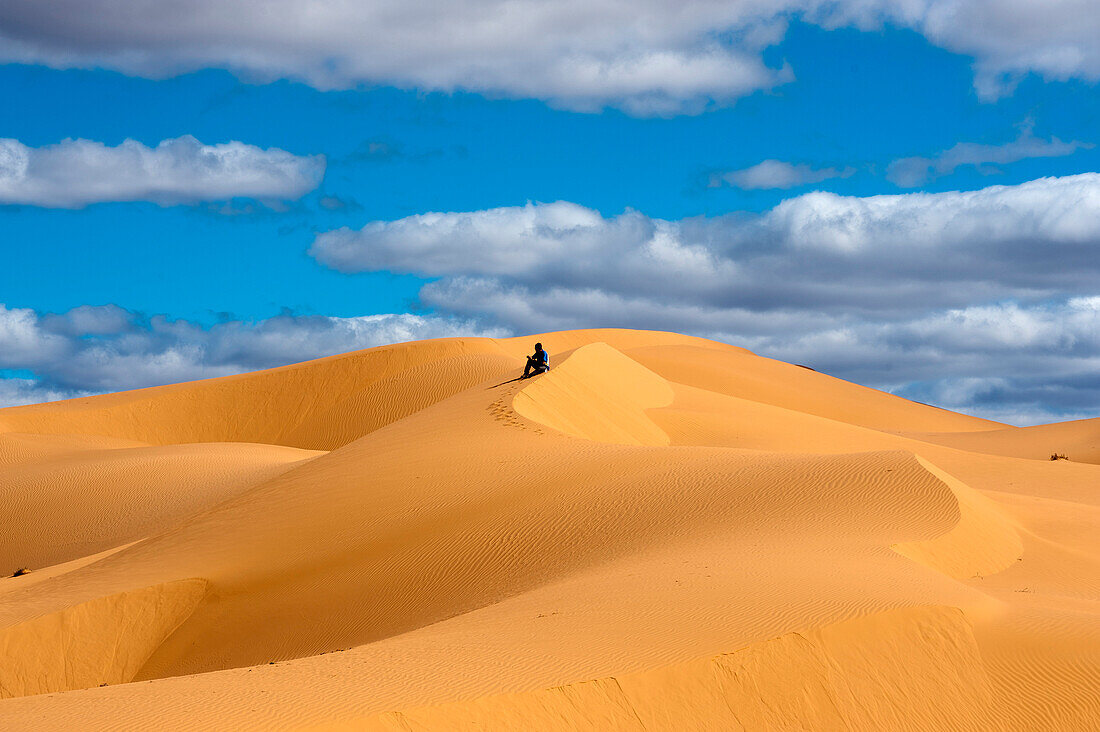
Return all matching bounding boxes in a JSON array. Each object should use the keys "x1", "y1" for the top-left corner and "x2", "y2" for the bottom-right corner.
[{"x1": 0, "y1": 329, "x2": 1096, "y2": 730}]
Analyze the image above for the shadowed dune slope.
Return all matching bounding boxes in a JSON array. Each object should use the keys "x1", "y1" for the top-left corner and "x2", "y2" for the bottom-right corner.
[{"x1": 0, "y1": 329, "x2": 1096, "y2": 731}]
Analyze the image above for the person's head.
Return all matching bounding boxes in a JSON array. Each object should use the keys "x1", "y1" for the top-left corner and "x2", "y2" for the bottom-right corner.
[{"x1": 534, "y1": 342, "x2": 543, "y2": 352}]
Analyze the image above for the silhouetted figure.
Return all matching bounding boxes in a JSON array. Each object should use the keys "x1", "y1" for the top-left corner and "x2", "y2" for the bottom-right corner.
[{"x1": 521, "y1": 342, "x2": 550, "y2": 378}]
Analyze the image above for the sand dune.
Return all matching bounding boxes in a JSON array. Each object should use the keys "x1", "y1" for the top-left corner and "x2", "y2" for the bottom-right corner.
[
  {"x1": 513, "y1": 341, "x2": 675, "y2": 445},
  {"x1": 0, "y1": 329, "x2": 1096, "y2": 730},
  {"x1": 0, "y1": 438, "x2": 320, "y2": 574},
  {"x1": 345, "y1": 606, "x2": 997, "y2": 731},
  {"x1": 902, "y1": 418, "x2": 1100, "y2": 464}
]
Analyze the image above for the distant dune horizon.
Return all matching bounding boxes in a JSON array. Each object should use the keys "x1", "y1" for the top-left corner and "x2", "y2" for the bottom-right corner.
[{"x1": 1, "y1": 328, "x2": 1097, "y2": 730}]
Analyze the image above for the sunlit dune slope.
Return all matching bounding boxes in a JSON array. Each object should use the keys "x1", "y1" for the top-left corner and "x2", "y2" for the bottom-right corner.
[
  {"x1": 513, "y1": 342, "x2": 675, "y2": 445},
  {"x1": 0, "y1": 328, "x2": 1096, "y2": 731},
  {"x1": 344, "y1": 606, "x2": 998, "y2": 732},
  {"x1": 902, "y1": 417, "x2": 1100, "y2": 464},
  {"x1": 0, "y1": 437, "x2": 321, "y2": 574},
  {"x1": 627, "y1": 342, "x2": 1004, "y2": 433}
]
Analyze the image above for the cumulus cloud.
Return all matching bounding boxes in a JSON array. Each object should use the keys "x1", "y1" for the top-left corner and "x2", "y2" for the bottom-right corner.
[
  {"x1": 711, "y1": 160, "x2": 855, "y2": 189},
  {"x1": 309, "y1": 174, "x2": 1100, "y2": 424},
  {"x1": 0, "y1": 136, "x2": 325, "y2": 208},
  {"x1": 898, "y1": 1, "x2": 1100, "y2": 99},
  {"x1": 887, "y1": 125, "x2": 1092, "y2": 187},
  {"x1": 0, "y1": 304, "x2": 499, "y2": 405},
  {"x1": 1, "y1": 1, "x2": 1097, "y2": 114},
  {"x1": 808, "y1": 0, "x2": 1100, "y2": 99},
  {"x1": 312, "y1": 175, "x2": 1100, "y2": 311},
  {"x1": 844, "y1": 299, "x2": 1100, "y2": 426},
  {"x1": 0, "y1": 377, "x2": 81, "y2": 409},
  {"x1": 0, "y1": 1, "x2": 794, "y2": 116}
]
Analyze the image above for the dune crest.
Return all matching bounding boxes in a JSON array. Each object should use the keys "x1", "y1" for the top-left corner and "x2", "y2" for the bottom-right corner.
[
  {"x1": 513, "y1": 342, "x2": 674, "y2": 445},
  {"x1": 892, "y1": 458, "x2": 1024, "y2": 580}
]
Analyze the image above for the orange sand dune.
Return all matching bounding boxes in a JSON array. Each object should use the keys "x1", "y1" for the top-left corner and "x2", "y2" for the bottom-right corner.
[
  {"x1": 0, "y1": 329, "x2": 1096, "y2": 730},
  {"x1": 902, "y1": 417, "x2": 1100, "y2": 464},
  {"x1": 0, "y1": 437, "x2": 321, "y2": 574}
]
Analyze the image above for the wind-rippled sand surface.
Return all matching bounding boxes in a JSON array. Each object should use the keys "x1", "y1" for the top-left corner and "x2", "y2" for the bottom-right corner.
[{"x1": 0, "y1": 329, "x2": 1097, "y2": 730}]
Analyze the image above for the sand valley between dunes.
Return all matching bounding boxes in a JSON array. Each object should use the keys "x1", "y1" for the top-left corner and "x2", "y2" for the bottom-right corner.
[{"x1": 0, "y1": 329, "x2": 1097, "y2": 730}]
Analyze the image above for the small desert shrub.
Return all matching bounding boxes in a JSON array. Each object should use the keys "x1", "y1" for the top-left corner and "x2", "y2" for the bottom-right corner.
[
  {"x1": 11, "y1": 567, "x2": 29, "y2": 577},
  {"x1": 1050, "y1": 453, "x2": 1069, "y2": 461}
]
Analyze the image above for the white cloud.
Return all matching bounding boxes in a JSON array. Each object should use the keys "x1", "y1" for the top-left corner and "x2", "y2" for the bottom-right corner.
[
  {"x1": 1, "y1": 2, "x2": 1097, "y2": 115},
  {"x1": 0, "y1": 1, "x2": 794, "y2": 116},
  {"x1": 0, "y1": 377, "x2": 81, "y2": 408},
  {"x1": 0, "y1": 136, "x2": 325, "y2": 208},
  {"x1": 761, "y1": 174, "x2": 1100, "y2": 259},
  {"x1": 312, "y1": 174, "x2": 1100, "y2": 308},
  {"x1": 808, "y1": 0, "x2": 1100, "y2": 99},
  {"x1": 0, "y1": 305, "x2": 70, "y2": 366},
  {"x1": 311, "y1": 201, "x2": 666, "y2": 279},
  {"x1": 907, "y1": 0, "x2": 1100, "y2": 99},
  {"x1": 887, "y1": 125, "x2": 1092, "y2": 187},
  {"x1": 712, "y1": 160, "x2": 854, "y2": 189}
]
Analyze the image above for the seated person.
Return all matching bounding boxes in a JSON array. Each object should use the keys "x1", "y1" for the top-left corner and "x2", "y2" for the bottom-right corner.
[{"x1": 522, "y1": 342, "x2": 550, "y2": 378}]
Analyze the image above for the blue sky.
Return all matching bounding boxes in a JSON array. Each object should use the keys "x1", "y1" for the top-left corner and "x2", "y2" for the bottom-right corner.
[{"x1": 1, "y1": 4, "x2": 1099, "y2": 424}]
